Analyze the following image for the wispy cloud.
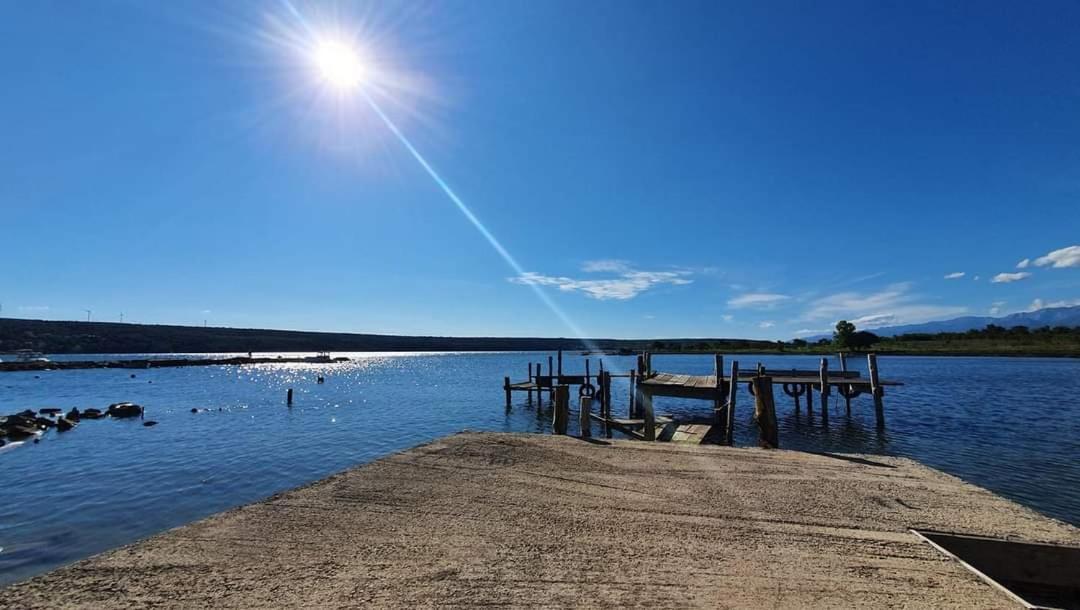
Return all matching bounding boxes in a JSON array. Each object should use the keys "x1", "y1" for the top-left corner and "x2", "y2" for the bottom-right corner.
[
  {"x1": 800, "y1": 282, "x2": 967, "y2": 328},
  {"x1": 727, "y1": 293, "x2": 791, "y2": 309},
  {"x1": 1034, "y1": 245, "x2": 1080, "y2": 269},
  {"x1": 989, "y1": 301, "x2": 1006, "y2": 315},
  {"x1": 794, "y1": 328, "x2": 830, "y2": 337},
  {"x1": 721, "y1": 314, "x2": 734, "y2": 322},
  {"x1": 973, "y1": 275, "x2": 981, "y2": 281},
  {"x1": 943, "y1": 272, "x2": 965, "y2": 279},
  {"x1": 991, "y1": 272, "x2": 1031, "y2": 283},
  {"x1": 1028, "y1": 298, "x2": 1080, "y2": 311},
  {"x1": 1016, "y1": 258, "x2": 1030, "y2": 269},
  {"x1": 758, "y1": 321, "x2": 775, "y2": 329},
  {"x1": 510, "y1": 262, "x2": 692, "y2": 300},
  {"x1": 17, "y1": 305, "x2": 50, "y2": 313},
  {"x1": 581, "y1": 259, "x2": 630, "y2": 273}
]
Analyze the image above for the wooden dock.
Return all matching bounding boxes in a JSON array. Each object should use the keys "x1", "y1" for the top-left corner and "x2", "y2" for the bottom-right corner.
[
  {"x1": 5, "y1": 432, "x2": 1077, "y2": 608},
  {"x1": 504, "y1": 350, "x2": 902, "y2": 446}
]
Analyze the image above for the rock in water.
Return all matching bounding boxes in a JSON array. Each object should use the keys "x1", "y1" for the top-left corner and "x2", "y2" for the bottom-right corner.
[
  {"x1": 66, "y1": 408, "x2": 81, "y2": 421},
  {"x1": 142, "y1": 421, "x2": 158, "y2": 427},
  {"x1": 81, "y1": 408, "x2": 104, "y2": 419},
  {"x1": 107, "y1": 403, "x2": 143, "y2": 418},
  {"x1": 39, "y1": 408, "x2": 62, "y2": 416},
  {"x1": 56, "y1": 417, "x2": 76, "y2": 432}
]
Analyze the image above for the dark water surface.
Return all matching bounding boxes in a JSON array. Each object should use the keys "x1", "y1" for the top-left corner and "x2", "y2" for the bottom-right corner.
[{"x1": 1, "y1": 352, "x2": 1078, "y2": 586}]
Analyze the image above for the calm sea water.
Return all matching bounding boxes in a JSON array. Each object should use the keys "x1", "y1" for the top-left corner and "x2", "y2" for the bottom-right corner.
[{"x1": 1, "y1": 352, "x2": 1078, "y2": 586}]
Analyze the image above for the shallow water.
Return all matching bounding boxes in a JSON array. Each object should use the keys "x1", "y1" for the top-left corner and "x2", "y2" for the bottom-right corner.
[{"x1": 1, "y1": 352, "x2": 1078, "y2": 586}]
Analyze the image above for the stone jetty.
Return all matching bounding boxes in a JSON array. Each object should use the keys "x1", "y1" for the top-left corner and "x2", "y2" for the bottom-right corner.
[{"x1": 2, "y1": 432, "x2": 1078, "y2": 608}]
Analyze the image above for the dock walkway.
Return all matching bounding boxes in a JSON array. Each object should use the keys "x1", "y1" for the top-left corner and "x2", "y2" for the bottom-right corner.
[{"x1": 4, "y1": 432, "x2": 1077, "y2": 608}]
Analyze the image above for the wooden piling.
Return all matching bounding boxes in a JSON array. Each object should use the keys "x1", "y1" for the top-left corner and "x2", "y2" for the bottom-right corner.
[
  {"x1": 839, "y1": 352, "x2": 851, "y2": 414},
  {"x1": 714, "y1": 354, "x2": 724, "y2": 424},
  {"x1": 603, "y1": 371, "x2": 613, "y2": 439},
  {"x1": 629, "y1": 369, "x2": 638, "y2": 418},
  {"x1": 579, "y1": 396, "x2": 592, "y2": 438},
  {"x1": 536, "y1": 362, "x2": 543, "y2": 405},
  {"x1": 557, "y1": 349, "x2": 563, "y2": 378},
  {"x1": 641, "y1": 390, "x2": 656, "y2": 442},
  {"x1": 869, "y1": 353, "x2": 885, "y2": 427},
  {"x1": 504, "y1": 376, "x2": 512, "y2": 409},
  {"x1": 805, "y1": 381, "x2": 814, "y2": 415},
  {"x1": 552, "y1": 385, "x2": 570, "y2": 435},
  {"x1": 752, "y1": 375, "x2": 778, "y2": 449},
  {"x1": 287, "y1": 388, "x2": 293, "y2": 406},
  {"x1": 527, "y1": 363, "x2": 533, "y2": 402},
  {"x1": 819, "y1": 358, "x2": 830, "y2": 422},
  {"x1": 726, "y1": 360, "x2": 738, "y2": 445}
]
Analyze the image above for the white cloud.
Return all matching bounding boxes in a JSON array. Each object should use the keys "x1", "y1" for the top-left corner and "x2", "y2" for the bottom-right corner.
[
  {"x1": 581, "y1": 259, "x2": 630, "y2": 273},
  {"x1": 989, "y1": 301, "x2": 1006, "y2": 315},
  {"x1": 943, "y1": 272, "x2": 965, "y2": 279},
  {"x1": 973, "y1": 275, "x2": 981, "y2": 281},
  {"x1": 721, "y1": 314, "x2": 734, "y2": 322},
  {"x1": 758, "y1": 321, "x2": 775, "y2": 329},
  {"x1": 510, "y1": 264, "x2": 691, "y2": 300},
  {"x1": 1034, "y1": 245, "x2": 1080, "y2": 269},
  {"x1": 1016, "y1": 258, "x2": 1030, "y2": 269},
  {"x1": 17, "y1": 305, "x2": 49, "y2": 313},
  {"x1": 1028, "y1": 298, "x2": 1080, "y2": 311},
  {"x1": 727, "y1": 293, "x2": 791, "y2": 309},
  {"x1": 801, "y1": 282, "x2": 967, "y2": 328},
  {"x1": 991, "y1": 272, "x2": 1031, "y2": 283},
  {"x1": 794, "y1": 328, "x2": 830, "y2": 337}
]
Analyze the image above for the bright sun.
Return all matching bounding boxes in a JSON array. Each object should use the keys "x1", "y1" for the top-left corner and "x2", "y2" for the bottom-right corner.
[{"x1": 314, "y1": 40, "x2": 366, "y2": 91}]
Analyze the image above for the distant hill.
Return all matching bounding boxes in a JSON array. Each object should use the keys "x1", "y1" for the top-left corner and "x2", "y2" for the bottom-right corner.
[
  {"x1": 857, "y1": 305, "x2": 1080, "y2": 337},
  {"x1": 0, "y1": 318, "x2": 777, "y2": 355}
]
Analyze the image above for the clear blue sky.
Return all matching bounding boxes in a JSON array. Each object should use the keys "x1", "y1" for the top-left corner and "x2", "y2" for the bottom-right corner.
[{"x1": 3, "y1": 0, "x2": 1078, "y2": 339}]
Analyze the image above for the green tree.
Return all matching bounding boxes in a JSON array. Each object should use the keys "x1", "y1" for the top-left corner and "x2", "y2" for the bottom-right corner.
[{"x1": 834, "y1": 320, "x2": 856, "y2": 348}]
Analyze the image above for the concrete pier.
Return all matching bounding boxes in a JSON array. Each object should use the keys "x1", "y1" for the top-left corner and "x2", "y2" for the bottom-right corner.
[{"x1": 2, "y1": 432, "x2": 1077, "y2": 608}]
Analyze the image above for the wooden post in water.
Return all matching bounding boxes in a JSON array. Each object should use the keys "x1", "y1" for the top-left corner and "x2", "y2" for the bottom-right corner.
[
  {"x1": 552, "y1": 385, "x2": 569, "y2": 435},
  {"x1": 287, "y1": 388, "x2": 293, "y2": 406},
  {"x1": 726, "y1": 360, "x2": 739, "y2": 445},
  {"x1": 504, "y1": 376, "x2": 512, "y2": 409},
  {"x1": 805, "y1": 381, "x2": 814, "y2": 415},
  {"x1": 714, "y1": 354, "x2": 724, "y2": 424},
  {"x1": 579, "y1": 396, "x2": 592, "y2": 438},
  {"x1": 535, "y1": 362, "x2": 543, "y2": 405},
  {"x1": 629, "y1": 369, "x2": 638, "y2": 418},
  {"x1": 868, "y1": 353, "x2": 885, "y2": 427},
  {"x1": 603, "y1": 371, "x2": 613, "y2": 439},
  {"x1": 557, "y1": 349, "x2": 563, "y2": 378},
  {"x1": 819, "y1": 358, "x2": 830, "y2": 423},
  {"x1": 641, "y1": 390, "x2": 656, "y2": 441},
  {"x1": 527, "y1": 363, "x2": 534, "y2": 402},
  {"x1": 752, "y1": 375, "x2": 778, "y2": 449},
  {"x1": 838, "y1": 352, "x2": 851, "y2": 414}
]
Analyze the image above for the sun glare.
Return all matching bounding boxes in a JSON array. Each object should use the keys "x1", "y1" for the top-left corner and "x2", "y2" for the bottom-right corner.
[{"x1": 314, "y1": 40, "x2": 365, "y2": 91}]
